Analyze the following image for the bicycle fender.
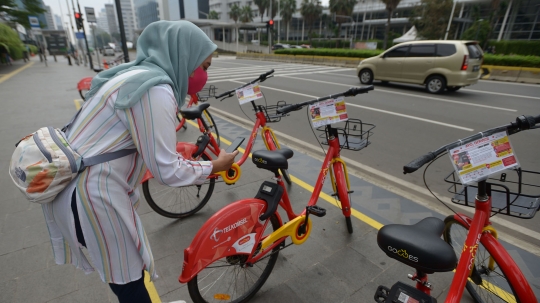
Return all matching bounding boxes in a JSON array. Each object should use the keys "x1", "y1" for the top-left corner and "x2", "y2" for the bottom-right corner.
[
  {"x1": 179, "y1": 198, "x2": 279, "y2": 283},
  {"x1": 141, "y1": 169, "x2": 154, "y2": 183},
  {"x1": 77, "y1": 77, "x2": 93, "y2": 91}
]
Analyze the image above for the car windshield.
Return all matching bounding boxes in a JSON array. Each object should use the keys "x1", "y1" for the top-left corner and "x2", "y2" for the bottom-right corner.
[{"x1": 466, "y1": 43, "x2": 483, "y2": 59}]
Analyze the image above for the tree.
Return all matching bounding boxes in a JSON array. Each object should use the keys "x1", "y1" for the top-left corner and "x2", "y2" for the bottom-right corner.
[
  {"x1": 280, "y1": 0, "x2": 296, "y2": 41},
  {"x1": 208, "y1": 10, "x2": 219, "y2": 20},
  {"x1": 300, "y1": 0, "x2": 322, "y2": 40},
  {"x1": 240, "y1": 5, "x2": 254, "y2": 43},
  {"x1": 410, "y1": 0, "x2": 453, "y2": 40},
  {"x1": 483, "y1": 0, "x2": 507, "y2": 49},
  {"x1": 380, "y1": 0, "x2": 401, "y2": 49},
  {"x1": 0, "y1": 23, "x2": 25, "y2": 59},
  {"x1": 95, "y1": 30, "x2": 112, "y2": 49},
  {"x1": 462, "y1": 20, "x2": 491, "y2": 47},
  {"x1": 329, "y1": 0, "x2": 357, "y2": 38},
  {"x1": 229, "y1": 3, "x2": 241, "y2": 43},
  {"x1": 254, "y1": 0, "x2": 268, "y2": 22},
  {"x1": 0, "y1": 0, "x2": 46, "y2": 28}
]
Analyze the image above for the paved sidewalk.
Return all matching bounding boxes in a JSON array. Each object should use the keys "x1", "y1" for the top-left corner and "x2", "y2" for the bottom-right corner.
[{"x1": 0, "y1": 55, "x2": 538, "y2": 303}]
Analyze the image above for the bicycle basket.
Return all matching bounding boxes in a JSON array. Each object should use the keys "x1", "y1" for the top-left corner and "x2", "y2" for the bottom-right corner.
[
  {"x1": 444, "y1": 169, "x2": 540, "y2": 219},
  {"x1": 197, "y1": 85, "x2": 217, "y2": 101},
  {"x1": 259, "y1": 101, "x2": 289, "y2": 123},
  {"x1": 316, "y1": 119, "x2": 375, "y2": 151}
]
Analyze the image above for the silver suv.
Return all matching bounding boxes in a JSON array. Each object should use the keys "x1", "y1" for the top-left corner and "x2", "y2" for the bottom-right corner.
[{"x1": 356, "y1": 41, "x2": 484, "y2": 93}]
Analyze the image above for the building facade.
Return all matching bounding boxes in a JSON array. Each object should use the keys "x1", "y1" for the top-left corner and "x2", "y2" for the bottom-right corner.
[
  {"x1": 134, "y1": 0, "x2": 160, "y2": 28},
  {"x1": 54, "y1": 14, "x2": 63, "y2": 30},
  {"x1": 105, "y1": 4, "x2": 119, "y2": 36},
  {"x1": 44, "y1": 6, "x2": 55, "y2": 30},
  {"x1": 97, "y1": 8, "x2": 110, "y2": 34}
]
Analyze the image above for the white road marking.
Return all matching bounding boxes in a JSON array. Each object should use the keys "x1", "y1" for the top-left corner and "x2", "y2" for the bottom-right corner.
[
  {"x1": 280, "y1": 75, "x2": 517, "y2": 112},
  {"x1": 207, "y1": 68, "x2": 351, "y2": 83},
  {"x1": 208, "y1": 65, "x2": 338, "y2": 78},
  {"x1": 230, "y1": 80, "x2": 474, "y2": 131},
  {"x1": 461, "y1": 89, "x2": 540, "y2": 100}
]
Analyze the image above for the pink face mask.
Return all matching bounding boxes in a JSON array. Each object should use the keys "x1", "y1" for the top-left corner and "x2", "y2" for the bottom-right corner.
[{"x1": 188, "y1": 67, "x2": 208, "y2": 95}]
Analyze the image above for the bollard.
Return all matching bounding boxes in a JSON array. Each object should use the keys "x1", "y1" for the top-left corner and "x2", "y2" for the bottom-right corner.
[
  {"x1": 54, "y1": 55, "x2": 57, "y2": 62},
  {"x1": 67, "y1": 55, "x2": 72, "y2": 66}
]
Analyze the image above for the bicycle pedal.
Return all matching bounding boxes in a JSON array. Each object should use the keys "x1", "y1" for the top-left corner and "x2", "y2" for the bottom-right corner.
[
  {"x1": 374, "y1": 285, "x2": 389, "y2": 302},
  {"x1": 306, "y1": 206, "x2": 326, "y2": 217}
]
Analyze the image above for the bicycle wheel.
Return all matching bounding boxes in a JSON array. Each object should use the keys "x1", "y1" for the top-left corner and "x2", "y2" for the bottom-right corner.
[
  {"x1": 333, "y1": 162, "x2": 353, "y2": 234},
  {"x1": 443, "y1": 217, "x2": 521, "y2": 303},
  {"x1": 187, "y1": 214, "x2": 282, "y2": 303},
  {"x1": 264, "y1": 131, "x2": 291, "y2": 185},
  {"x1": 142, "y1": 153, "x2": 215, "y2": 218},
  {"x1": 201, "y1": 109, "x2": 220, "y2": 147}
]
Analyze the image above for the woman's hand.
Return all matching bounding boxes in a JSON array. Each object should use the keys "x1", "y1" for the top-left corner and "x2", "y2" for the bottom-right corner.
[{"x1": 211, "y1": 149, "x2": 239, "y2": 174}]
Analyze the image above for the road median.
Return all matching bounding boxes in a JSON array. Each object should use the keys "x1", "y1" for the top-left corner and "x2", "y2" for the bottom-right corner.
[{"x1": 237, "y1": 53, "x2": 540, "y2": 84}]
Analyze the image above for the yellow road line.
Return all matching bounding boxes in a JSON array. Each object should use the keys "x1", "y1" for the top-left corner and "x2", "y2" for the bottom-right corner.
[
  {"x1": 0, "y1": 61, "x2": 34, "y2": 84},
  {"x1": 144, "y1": 270, "x2": 162, "y2": 303},
  {"x1": 74, "y1": 99, "x2": 83, "y2": 110},
  {"x1": 184, "y1": 119, "x2": 384, "y2": 231}
]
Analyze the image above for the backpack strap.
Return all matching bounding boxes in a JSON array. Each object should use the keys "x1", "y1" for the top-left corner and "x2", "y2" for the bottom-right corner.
[
  {"x1": 79, "y1": 149, "x2": 137, "y2": 172},
  {"x1": 61, "y1": 107, "x2": 83, "y2": 133}
]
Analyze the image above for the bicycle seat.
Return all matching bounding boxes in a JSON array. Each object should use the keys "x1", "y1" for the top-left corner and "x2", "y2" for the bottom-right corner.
[
  {"x1": 179, "y1": 103, "x2": 211, "y2": 120},
  {"x1": 377, "y1": 217, "x2": 457, "y2": 273},
  {"x1": 252, "y1": 149, "x2": 292, "y2": 171}
]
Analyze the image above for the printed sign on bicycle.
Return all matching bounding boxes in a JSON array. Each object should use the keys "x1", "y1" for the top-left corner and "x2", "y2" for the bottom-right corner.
[
  {"x1": 236, "y1": 83, "x2": 263, "y2": 105},
  {"x1": 448, "y1": 131, "x2": 520, "y2": 185},
  {"x1": 308, "y1": 97, "x2": 348, "y2": 128}
]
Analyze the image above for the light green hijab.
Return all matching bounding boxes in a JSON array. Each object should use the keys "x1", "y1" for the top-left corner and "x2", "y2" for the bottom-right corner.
[{"x1": 86, "y1": 20, "x2": 217, "y2": 109}]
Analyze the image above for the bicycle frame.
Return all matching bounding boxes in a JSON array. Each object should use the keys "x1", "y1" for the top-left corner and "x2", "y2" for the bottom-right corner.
[
  {"x1": 179, "y1": 124, "x2": 352, "y2": 283},
  {"x1": 445, "y1": 180, "x2": 537, "y2": 303}
]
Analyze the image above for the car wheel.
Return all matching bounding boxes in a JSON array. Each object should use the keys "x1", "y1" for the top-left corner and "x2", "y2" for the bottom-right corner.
[
  {"x1": 359, "y1": 69, "x2": 373, "y2": 84},
  {"x1": 425, "y1": 75, "x2": 446, "y2": 94},
  {"x1": 447, "y1": 86, "x2": 462, "y2": 92}
]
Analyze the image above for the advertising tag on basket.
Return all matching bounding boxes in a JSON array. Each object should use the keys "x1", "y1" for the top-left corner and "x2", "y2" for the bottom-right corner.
[
  {"x1": 448, "y1": 131, "x2": 520, "y2": 185},
  {"x1": 236, "y1": 83, "x2": 263, "y2": 105},
  {"x1": 309, "y1": 97, "x2": 348, "y2": 128}
]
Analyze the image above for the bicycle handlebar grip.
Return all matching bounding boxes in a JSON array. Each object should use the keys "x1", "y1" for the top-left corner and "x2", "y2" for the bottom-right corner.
[
  {"x1": 343, "y1": 85, "x2": 374, "y2": 97},
  {"x1": 403, "y1": 153, "x2": 436, "y2": 174},
  {"x1": 516, "y1": 115, "x2": 538, "y2": 130},
  {"x1": 261, "y1": 69, "x2": 275, "y2": 78},
  {"x1": 276, "y1": 104, "x2": 299, "y2": 114},
  {"x1": 215, "y1": 90, "x2": 233, "y2": 99}
]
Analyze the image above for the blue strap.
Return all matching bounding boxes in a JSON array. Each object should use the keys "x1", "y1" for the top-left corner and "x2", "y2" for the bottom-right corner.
[{"x1": 79, "y1": 149, "x2": 137, "y2": 172}]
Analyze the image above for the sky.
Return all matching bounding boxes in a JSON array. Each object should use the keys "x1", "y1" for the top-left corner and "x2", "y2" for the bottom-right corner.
[{"x1": 44, "y1": 0, "x2": 112, "y2": 29}]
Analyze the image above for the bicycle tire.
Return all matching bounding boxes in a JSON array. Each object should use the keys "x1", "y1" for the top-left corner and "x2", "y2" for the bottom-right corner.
[
  {"x1": 264, "y1": 131, "x2": 291, "y2": 185},
  {"x1": 202, "y1": 109, "x2": 220, "y2": 147},
  {"x1": 443, "y1": 216, "x2": 521, "y2": 303},
  {"x1": 142, "y1": 153, "x2": 215, "y2": 218},
  {"x1": 333, "y1": 162, "x2": 353, "y2": 234},
  {"x1": 187, "y1": 214, "x2": 282, "y2": 303},
  {"x1": 79, "y1": 89, "x2": 87, "y2": 100}
]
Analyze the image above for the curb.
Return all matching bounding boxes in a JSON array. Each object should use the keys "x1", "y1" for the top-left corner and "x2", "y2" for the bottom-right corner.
[{"x1": 237, "y1": 53, "x2": 540, "y2": 84}]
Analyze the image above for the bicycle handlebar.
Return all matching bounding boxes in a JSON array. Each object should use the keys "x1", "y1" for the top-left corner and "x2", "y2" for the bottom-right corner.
[
  {"x1": 215, "y1": 69, "x2": 275, "y2": 99},
  {"x1": 276, "y1": 85, "x2": 374, "y2": 115},
  {"x1": 403, "y1": 114, "x2": 540, "y2": 174}
]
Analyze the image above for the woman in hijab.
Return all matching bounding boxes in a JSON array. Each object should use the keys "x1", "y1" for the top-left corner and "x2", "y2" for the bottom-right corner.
[{"x1": 42, "y1": 21, "x2": 237, "y2": 303}]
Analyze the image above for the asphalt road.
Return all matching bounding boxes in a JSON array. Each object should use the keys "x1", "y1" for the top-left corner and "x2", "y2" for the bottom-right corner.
[{"x1": 205, "y1": 57, "x2": 540, "y2": 248}]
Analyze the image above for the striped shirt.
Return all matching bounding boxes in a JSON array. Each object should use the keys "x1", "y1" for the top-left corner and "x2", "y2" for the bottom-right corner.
[{"x1": 42, "y1": 70, "x2": 212, "y2": 284}]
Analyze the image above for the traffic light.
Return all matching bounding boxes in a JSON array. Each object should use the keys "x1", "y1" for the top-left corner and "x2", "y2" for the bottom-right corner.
[
  {"x1": 267, "y1": 19, "x2": 274, "y2": 30},
  {"x1": 74, "y1": 12, "x2": 83, "y2": 31}
]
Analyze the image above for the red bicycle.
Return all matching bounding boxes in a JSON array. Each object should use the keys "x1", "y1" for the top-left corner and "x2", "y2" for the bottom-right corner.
[
  {"x1": 375, "y1": 114, "x2": 540, "y2": 303},
  {"x1": 141, "y1": 70, "x2": 295, "y2": 219},
  {"x1": 178, "y1": 86, "x2": 375, "y2": 302}
]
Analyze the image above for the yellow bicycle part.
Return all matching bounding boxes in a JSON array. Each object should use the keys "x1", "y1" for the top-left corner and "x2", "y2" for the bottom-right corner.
[
  {"x1": 262, "y1": 126, "x2": 281, "y2": 149},
  {"x1": 329, "y1": 158, "x2": 351, "y2": 194},
  {"x1": 483, "y1": 225, "x2": 498, "y2": 271},
  {"x1": 260, "y1": 215, "x2": 312, "y2": 251},
  {"x1": 202, "y1": 109, "x2": 214, "y2": 128},
  {"x1": 216, "y1": 163, "x2": 242, "y2": 185}
]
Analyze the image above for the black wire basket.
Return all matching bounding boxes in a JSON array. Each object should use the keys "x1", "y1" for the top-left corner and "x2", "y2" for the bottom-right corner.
[
  {"x1": 259, "y1": 101, "x2": 290, "y2": 123},
  {"x1": 444, "y1": 168, "x2": 540, "y2": 219},
  {"x1": 197, "y1": 85, "x2": 217, "y2": 101},
  {"x1": 316, "y1": 119, "x2": 375, "y2": 151}
]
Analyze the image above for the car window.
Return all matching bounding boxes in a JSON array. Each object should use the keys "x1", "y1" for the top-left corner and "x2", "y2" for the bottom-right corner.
[
  {"x1": 436, "y1": 44, "x2": 457, "y2": 57},
  {"x1": 408, "y1": 44, "x2": 435, "y2": 57},
  {"x1": 384, "y1": 46, "x2": 409, "y2": 58},
  {"x1": 466, "y1": 44, "x2": 483, "y2": 59}
]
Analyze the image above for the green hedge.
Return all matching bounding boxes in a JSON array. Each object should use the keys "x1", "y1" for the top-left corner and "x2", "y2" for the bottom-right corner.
[
  {"x1": 483, "y1": 54, "x2": 540, "y2": 68},
  {"x1": 0, "y1": 23, "x2": 25, "y2": 60},
  {"x1": 274, "y1": 48, "x2": 383, "y2": 58},
  {"x1": 264, "y1": 39, "x2": 394, "y2": 49},
  {"x1": 487, "y1": 41, "x2": 540, "y2": 56},
  {"x1": 274, "y1": 48, "x2": 540, "y2": 68}
]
